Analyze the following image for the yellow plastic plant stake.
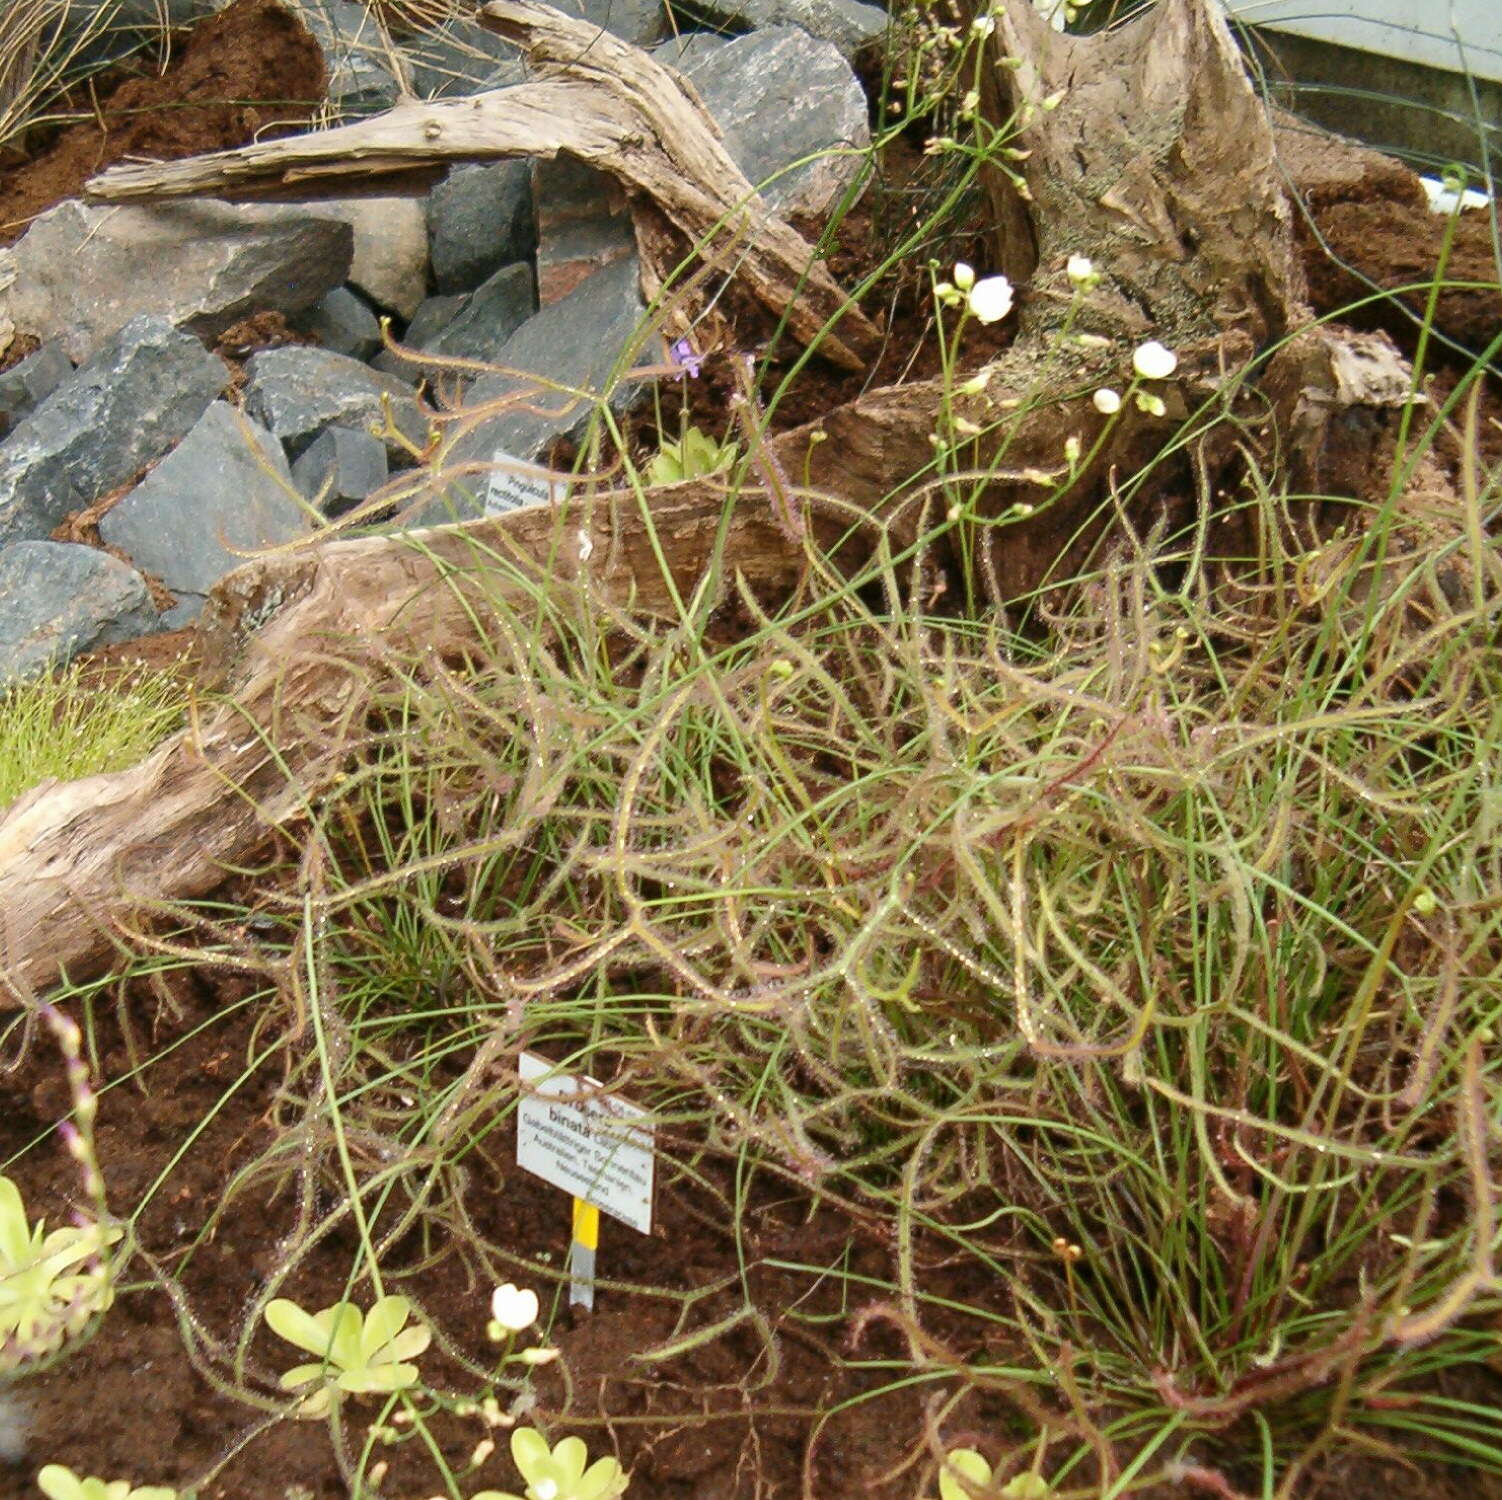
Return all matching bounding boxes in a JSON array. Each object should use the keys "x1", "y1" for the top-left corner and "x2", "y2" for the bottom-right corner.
[{"x1": 570, "y1": 1198, "x2": 600, "y2": 1310}]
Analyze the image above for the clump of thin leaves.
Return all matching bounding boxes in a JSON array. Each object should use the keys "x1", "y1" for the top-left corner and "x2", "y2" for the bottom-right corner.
[
  {"x1": 0, "y1": 0, "x2": 175, "y2": 157},
  {"x1": 194, "y1": 453, "x2": 1501, "y2": 1489},
  {"x1": 0, "y1": 658, "x2": 187, "y2": 810}
]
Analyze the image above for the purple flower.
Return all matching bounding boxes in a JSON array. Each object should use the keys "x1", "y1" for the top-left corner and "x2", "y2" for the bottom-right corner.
[{"x1": 669, "y1": 338, "x2": 704, "y2": 379}]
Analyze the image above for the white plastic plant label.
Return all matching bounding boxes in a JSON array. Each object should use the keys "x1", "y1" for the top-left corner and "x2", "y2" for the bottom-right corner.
[
  {"x1": 515, "y1": 1052, "x2": 654, "y2": 1234},
  {"x1": 484, "y1": 451, "x2": 565, "y2": 514}
]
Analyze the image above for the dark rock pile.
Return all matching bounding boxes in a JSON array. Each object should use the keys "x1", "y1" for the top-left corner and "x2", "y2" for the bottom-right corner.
[{"x1": 0, "y1": 0, "x2": 882, "y2": 679}]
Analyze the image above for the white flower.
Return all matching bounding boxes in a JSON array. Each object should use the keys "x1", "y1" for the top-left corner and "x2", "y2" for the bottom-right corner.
[
  {"x1": 488, "y1": 1283, "x2": 540, "y2": 1334},
  {"x1": 1092, "y1": 387, "x2": 1122, "y2": 415},
  {"x1": 952, "y1": 261, "x2": 976, "y2": 291},
  {"x1": 971, "y1": 11, "x2": 995, "y2": 36},
  {"x1": 1132, "y1": 340, "x2": 1178, "y2": 380},
  {"x1": 1066, "y1": 254, "x2": 1097, "y2": 289},
  {"x1": 966, "y1": 275, "x2": 1015, "y2": 325}
]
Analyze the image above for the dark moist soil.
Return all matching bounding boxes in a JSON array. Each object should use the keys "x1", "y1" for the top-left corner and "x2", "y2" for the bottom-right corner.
[
  {"x1": 8, "y1": 974, "x2": 1500, "y2": 1500},
  {"x1": 0, "y1": 976, "x2": 1019, "y2": 1500},
  {"x1": 0, "y1": 0, "x2": 324, "y2": 245}
]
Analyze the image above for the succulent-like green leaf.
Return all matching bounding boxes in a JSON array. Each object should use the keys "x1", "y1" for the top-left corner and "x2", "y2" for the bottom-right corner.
[
  {"x1": 264, "y1": 1298, "x2": 335, "y2": 1358},
  {"x1": 938, "y1": 1448, "x2": 993, "y2": 1500}
]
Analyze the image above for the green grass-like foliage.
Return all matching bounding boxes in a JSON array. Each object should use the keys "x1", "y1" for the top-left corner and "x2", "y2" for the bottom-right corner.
[
  {"x1": 237, "y1": 451, "x2": 1499, "y2": 1489},
  {"x1": 0, "y1": 658, "x2": 187, "y2": 810}
]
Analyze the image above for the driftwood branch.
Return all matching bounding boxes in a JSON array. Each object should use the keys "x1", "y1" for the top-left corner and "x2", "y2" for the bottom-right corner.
[
  {"x1": 0, "y1": 486, "x2": 822, "y2": 1001},
  {"x1": 83, "y1": 0, "x2": 879, "y2": 371}
]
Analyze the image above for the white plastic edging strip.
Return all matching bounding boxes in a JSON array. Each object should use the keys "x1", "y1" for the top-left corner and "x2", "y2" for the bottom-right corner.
[{"x1": 1220, "y1": 0, "x2": 1502, "y2": 85}]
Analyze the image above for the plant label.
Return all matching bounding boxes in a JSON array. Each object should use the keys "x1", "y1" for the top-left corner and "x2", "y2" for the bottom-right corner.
[
  {"x1": 515, "y1": 1052, "x2": 654, "y2": 1234},
  {"x1": 485, "y1": 452, "x2": 565, "y2": 514}
]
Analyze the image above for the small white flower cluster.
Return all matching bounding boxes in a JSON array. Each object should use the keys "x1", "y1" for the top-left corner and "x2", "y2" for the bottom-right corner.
[
  {"x1": 1091, "y1": 340, "x2": 1179, "y2": 422},
  {"x1": 935, "y1": 262, "x2": 1016, "y2": 325}
]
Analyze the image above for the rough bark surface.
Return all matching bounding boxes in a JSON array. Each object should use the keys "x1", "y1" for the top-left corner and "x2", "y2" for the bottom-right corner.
[
  {"x1": 83, "y1": 0, "x2": 879, "y2": 371},
  {"x1": 975, "y1": 0, "x2": 1304, "y2": 350}
]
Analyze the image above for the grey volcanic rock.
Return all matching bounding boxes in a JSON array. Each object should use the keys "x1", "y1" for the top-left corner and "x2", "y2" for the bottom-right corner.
[
  {"x1": 292, "y1": 426, "x2": 389, "y2": 514},
  {"x1": 292, "y1": 0, "x2": 401, "y2": 117},
  {"x1": 319, "y1": 197, "x2": 430, "y2": 318},
  {"x1": 652, "y1": 32, "x2": 731, "y2": 68},
  {"x1": 667, "y1": 0, "x2": 885, "y2": 59},
  {"x1": 372, "y1": 291, "x2": 465, "y2": 375},
  {"x1": 412, "y1": 263, "x2": 536, "y2": 369},
  {"x1": 0, "y1": 542, "x2": 159, "y2": 682},
  {"x1": 0, "y1": 317, "x2": 224, "y2": 548},
  {"x1": 244, "y1": 346, "x2": 430, "y2": 459},
  {"x1": 679, "y1": 26, "x2": 870, "y2": 218},
  {"x1": 405, "y1": 20, "x2": 524, "y2": 98},
  {"x1": 0, "y1": 199, "x2": 353, "y2": 364},
  {"x1": 296, "y1": 286, "x2": 383, "y2": 361},
  {"x1": 373, "y1": 294, "x2": 467, "y2": 377},
  {"x1": 99, "y1": 402, "x2": 309, "y2": 618},
  {"x1": 0, "y1": 344, "x2": 72, "y2": 439},
  {"x1": 554, "y1": 0, "x2": 667, "y2": 46},
  {"x1": 435, "y1": 256, "x2": 652, "y2": 520},
  {"x1": 429, "y1": 161, "x2": 537, "y2": 295}
]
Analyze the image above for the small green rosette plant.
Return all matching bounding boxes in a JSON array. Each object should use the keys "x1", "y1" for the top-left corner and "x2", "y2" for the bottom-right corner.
[
  {"x1": 264, "y1": 1294, "x2": 431, "y2": 1419},
  {"x1": 0, "y1": 1175, "x2": 120, "y2": 1371},
  {"x1": 474, "y1": 1426, "x2": 629, "y2": 1500}
]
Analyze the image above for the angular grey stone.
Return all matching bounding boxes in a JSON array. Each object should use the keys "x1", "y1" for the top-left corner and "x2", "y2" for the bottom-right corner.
[
  {"x1": 533, "y1": 156, "x2": 634, "y2": 304},
  {"x1": 296, "y1": 286, "x2": 383, "y2": 362},
  {"x1": 414, "y1": 263, "x2": 536, "y2": 369},
  {"x1": 98, "y1": 402, "x2": 309, "y2": 614},
  {"x1": 405, "y1": 20, "x2": 524, "y2": 98},
  {"x1": 0, "y1": 200, "x2": 353, "y2": 365},
  {"x1": 372, "y1": 294, "x2": 468, "y2": 377},
  {"x1": 668, "y1": 0, "x2": 885, "y2": 59},
  {"x1": 0, "y1": 541, "x2": 159, "y2": 683},
  {"x1": 434, "y1": 256, "x2": 653, "y2": 520},
  {"x1": 291, "y1": 0, "x2": 401, "y2": 117},
  {"x1": 552, "y1": 0, "x2": 667, "y2": 46},
  {"x1": 292, "y1": 426, "x2": 389, "y2": 514},
  {"x1": 679, "y1": 26, "x2": 870, "y2": 218},
  {"x1": 0, "y1": 317, "x2": 225, "y2": 548},
  {"x1": 429, "y1": 161, "x2": 537, "y2": 295},
  {"x1": 319, "y1": 197, "x2": 430, "y2": 318},
  {"x1": 652, "y1": 32, "x2": 733, "y2": 69},
  {"x1": 0, "y1": 344, "x2": 73, "y2": 437},
  {"x1": 243, "y1": 346, "x2": 429, "y2": 459}
]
